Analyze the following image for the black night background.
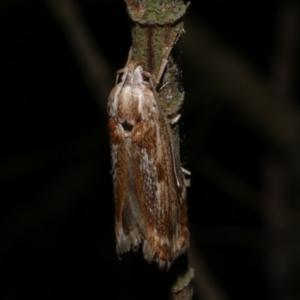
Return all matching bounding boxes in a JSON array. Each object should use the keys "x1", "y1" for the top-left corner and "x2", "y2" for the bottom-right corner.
[{"x1": 1, "y1": 1, "x2": 299, "y2": 299}]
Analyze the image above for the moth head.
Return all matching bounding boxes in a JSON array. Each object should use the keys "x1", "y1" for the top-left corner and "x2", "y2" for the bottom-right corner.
[
  {"x1": 127, "y1": 61, "x2": 145, "y2": 86},
  {"x1": 117, "y1": 61, "x2": 145, "y2": 85}
]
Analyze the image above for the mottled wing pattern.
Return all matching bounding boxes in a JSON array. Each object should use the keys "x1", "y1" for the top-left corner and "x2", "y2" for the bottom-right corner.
[
  {"x1": 131, "y1": 102, "x2": 189, "y2": 269},
  {"x1": 108, "y1": 115, "x2": 145, "y2": 257},
  {"x1": 108, "y1": 62, "x2": 189, "y2": 270}
]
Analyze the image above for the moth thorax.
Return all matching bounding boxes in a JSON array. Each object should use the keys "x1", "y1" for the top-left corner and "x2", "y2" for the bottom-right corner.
[{"x1": 132, "y1": 66, "x2": 144, "y2": 86}]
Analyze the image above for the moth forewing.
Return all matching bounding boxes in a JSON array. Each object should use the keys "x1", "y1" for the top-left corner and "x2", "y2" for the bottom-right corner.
[{"x1": 108, "y1": 40, "x2": 189, "y2": 270}]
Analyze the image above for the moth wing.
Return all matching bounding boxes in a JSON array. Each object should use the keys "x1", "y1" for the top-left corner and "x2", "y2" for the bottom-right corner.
[
  {"x1": 108, "y1": 117, "x2": 145, "y2": 257},
  {"x1": 131, "y1": 106, "x2": 189, "y2": 269},
  {"x1": 155, "y1": 111, "x2": 190, "y2": 262}
]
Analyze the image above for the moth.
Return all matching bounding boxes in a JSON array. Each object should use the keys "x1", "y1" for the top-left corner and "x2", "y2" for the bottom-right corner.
[{"x1": 108, "y1": 35, "x2": 189, "y2": 270}]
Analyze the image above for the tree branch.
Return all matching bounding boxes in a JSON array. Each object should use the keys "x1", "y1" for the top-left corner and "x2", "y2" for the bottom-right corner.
[{"x1": 124, "y1": 1, "x2": 192, "y2": 299}]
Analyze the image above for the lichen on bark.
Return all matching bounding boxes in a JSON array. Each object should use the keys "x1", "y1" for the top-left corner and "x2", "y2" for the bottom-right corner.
[{"x1": 125, "y1": 0, "x2": 189, "y2": 118}]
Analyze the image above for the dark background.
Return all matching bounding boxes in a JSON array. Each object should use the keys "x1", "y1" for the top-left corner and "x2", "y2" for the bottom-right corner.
[{"x1": 1, "y1": 0, "x2": 299, "y2": 299}]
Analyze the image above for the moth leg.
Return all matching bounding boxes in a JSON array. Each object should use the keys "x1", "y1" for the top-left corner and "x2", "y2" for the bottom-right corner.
[
  {"x1": 159, "y1": 81, "x2": 170, "y2": 92},
  {"x1": 181, "y1": 167, "x2": 191, "y2": 176},
  {"x1": 141, "y1": 70, "x2": 151, "y2": 79},
  {"x1": 116, "y1": 68, "x2": 125, "y2": 75},
  {"x1": 170, "y1": 114, "x2": 181, "y2": 125}
]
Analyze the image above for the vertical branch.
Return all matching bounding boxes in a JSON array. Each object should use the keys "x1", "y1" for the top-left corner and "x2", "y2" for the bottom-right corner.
[
  {"x1": 123, "y1": 1, "x2": 193, "y2": 299},
  {"x1": 125, "y1": 0, "x2": 188, "y2": 116}
]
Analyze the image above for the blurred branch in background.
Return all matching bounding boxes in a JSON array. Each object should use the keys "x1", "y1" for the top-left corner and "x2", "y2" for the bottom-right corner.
[
  {"x1": 196, "y1": 154, "x2": 300, "y2": 231},
  {"x1": 45, "y1": 0, "x2": 112, "y2": 113},
  {"x1": 262, "y1": 159, "x2": 292, "y2": 300},
  {"x1": 271, "y1": 2, "x2": 299, "y2": 101},
  {"x1": 264, "y1": 2, "x2": 299, "y2": 299},
  {"x1": 0, "y1": 129, "x2": 103, "y2": 182},
  {"x1": 188, "y1": 239, "x2": 227, "y2": 300},
  {"x1": 182, "y1": 12, "x2": 300, "y2": 163},
  {"x1": 0, "y1": 159, "x2": 99, "y2": 257}
]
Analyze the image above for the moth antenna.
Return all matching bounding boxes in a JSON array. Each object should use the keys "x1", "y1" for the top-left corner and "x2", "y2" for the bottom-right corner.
[
  {"x1": 154, "y1": 28, "x2": 182, "y2": 84},
  {"x1": 125, "y1": 47, "x2": 133, "y2": 65}
]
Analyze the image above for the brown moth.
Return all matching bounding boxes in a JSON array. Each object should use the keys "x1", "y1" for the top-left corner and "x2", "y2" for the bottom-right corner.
[{"x1": 108, "y1": 34, "x2": 189, "y2": 270}]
